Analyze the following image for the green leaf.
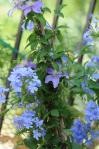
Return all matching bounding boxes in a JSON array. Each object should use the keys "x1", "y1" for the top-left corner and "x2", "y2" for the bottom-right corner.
[
  {"x1": 36, "y1": 14, "x2": 46, "y2": 26},
  {"x1": 43, "y1": 7, "x2": 51, "y2": 13},
  {"x1": 52, "y1": 62, "x2": 59, "y2": 71},
  {"x1": 72, "y1": 142, "x2": 83, "y2": 149},
  {"x1": 51, "y1": 109, "x2": 59, "y2": 117},
  {"x1": 63, "y1": 129, "x2": 72, "y2": 136},
  {"x1": 57, "y1": 30, "x2": 63, "y2": 42},
  {"x1": 24, "y1": 137, "x2": 38, "y2": 149},
  {"x1": 56, "y1": 25, "x2": 68, "y2": 29}
]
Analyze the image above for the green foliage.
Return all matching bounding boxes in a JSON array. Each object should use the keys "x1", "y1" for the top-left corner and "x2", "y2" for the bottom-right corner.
[
  {"x1": 0, "y1": 0, "x2": 99, "y2": 149},
  {"x1": 72, "y1": 143, "x2": 83, "y2": 149},
  {"x1": 51, "y1": 109, "x2": 59, "y2": 117}
]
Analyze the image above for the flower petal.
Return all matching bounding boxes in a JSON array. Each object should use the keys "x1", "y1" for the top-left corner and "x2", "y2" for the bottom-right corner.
[{"x1": 45, "y1": 75, "x2": 59, "y2": 88}]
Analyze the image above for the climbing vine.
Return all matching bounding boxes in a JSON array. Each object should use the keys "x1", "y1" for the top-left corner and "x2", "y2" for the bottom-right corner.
[{"x1": 0, "y1": 0, "x2": 99, "y2": 149}]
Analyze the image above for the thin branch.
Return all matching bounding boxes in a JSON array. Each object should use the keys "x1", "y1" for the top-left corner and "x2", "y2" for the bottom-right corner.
[
  {"x1": 78, "y1": 0, "x2": 97, "y2": 63},
  {"x1": 50, "y1": 0, "x2": 63, "y2": 46},
  {"x1": 12, "y1": 13, "x2": 24, "y2": 60},
  {"x1": 52, "y1": 0, "x2": 63, "y2": 29},
  {"x1": 0, "y1": 13, "x2": 24, "y2": 132}
]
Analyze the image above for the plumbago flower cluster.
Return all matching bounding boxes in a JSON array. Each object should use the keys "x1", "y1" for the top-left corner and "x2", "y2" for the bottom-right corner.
[
  {"x1": 14, "y1": 108, "x2": 46, "y2": 140},
  {"x1": 7, "y1": 65, "x2": 45, "y2": 140},
  {"x1": 71, "y1": 100, "x2": 99, "y2": 145},
  {"x1": 8, "y1": 66, "x2": 41, "y2": 95},
  {"x1": 0, "y1": 65, "x2": 45, "y2": 140},
  {"x1": 1, "y1": 0, "x2": 98, "y2": 148}
]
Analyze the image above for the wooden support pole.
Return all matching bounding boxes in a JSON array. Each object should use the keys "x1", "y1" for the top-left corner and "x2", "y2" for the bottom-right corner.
[
  {"x1": 0, "y1": 13, "x2": 24, "y2": 132},
  {"x1": 52, "y1": 1, "x2": 68, "y2": 149}
]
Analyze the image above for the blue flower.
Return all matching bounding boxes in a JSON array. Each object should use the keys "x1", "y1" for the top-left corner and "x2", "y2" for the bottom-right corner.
[
  {"x1": 14, "y1": 109, "x2": 46, "y2": 140},
  {"x1": 14, "y1": 110, "x2": 35, "y2": 129},
  {"x1": 86, "y1": 55, "x2": 99, "y2": 68},
  {"x1": 0, "y1": 86, "x2": 9, "y2": 104},
  {"x1": 8, "y1": 66, "x2": 41, "y2": 95},
  {"x1": 86, "y1": 61, "x2": 95, "y2": 67},
  {"x1": 33, "y1": 128, "x2": 46, "y2": 141},
  {"x1": 83, "y1": 30, "x2": 94, "y2": 46},
  {"x1": 71, "y1": 101, "x2": 99, "y2": 145},
  {"x1": 90, "y1": 130, "x2": 99, "y2": 140},
  {"x1": 82, "y1": 17, "x2": 99, "y2": 47},
  {"x1": 85, "y1": 100, "x2": 99, "y2": 122},
  {"x1": 45, "y1": 67, "x2": 69, "y2": 88},
  {"x1": 92, "y1": 73, "x2": 99, "y2": 80},
  {"x1": 33, "y1": 129, "x2": 42, "y2": 140},
  {"x1": 91, "y1": 56, "x2": 99, "y2": 63},
  {"x1": 81, "y1": 81, "x2": 95, "y2": 96},
  {"x1": 71, "y1": 119, "x2": 89, "y2": 144},
  {"x1": 61, "y1": 56, "x2": 68, "y2": 63},
  {"x1": 33, "y1": 117, "x2": 43, "y2": 128},
  {"x1": 27, "y1": 79, "x2": 41, "y2": 94},
  {"x1": 24, "y1": 61, "x2": 37, "y2": 69}
]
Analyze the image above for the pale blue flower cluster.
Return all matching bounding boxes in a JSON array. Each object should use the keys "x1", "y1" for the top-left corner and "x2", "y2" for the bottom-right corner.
[
  {"x1": 86, "y1": 55, "x2": 99, "y2": 81},
  {"x1": 71, "y1": 119, "x2": 90, "y2": 144},
  {"x1": 86, "y1": 55, "x2": 99, "y2": 67},
  {"x1": 83, "y1": 30, "x2": 94, "y2": 46},
  {"x1": 71, "y1": 101, "x2": 99, "y2": 145},
  {"x1": 85, "y1": 100, "x2": 99, "y2": 122},
  {"x1": 14, "y1": 110, "x2": 35, "y2": 129},
  {"x1": 0, "y1": 86, "x2": 9, "y2": 104},
  {"x1": 92, "y1": 73, "x2": 99, "y2": 80},
  {"x1": 83, "y1": 17, "x2": 99, "y2": 47},
  {"x1": 8, "y1": 66, "x2": 41, "y2": 95},
  {"x1": 14, "y1": 109, "x2": 46, "y2": 140}
]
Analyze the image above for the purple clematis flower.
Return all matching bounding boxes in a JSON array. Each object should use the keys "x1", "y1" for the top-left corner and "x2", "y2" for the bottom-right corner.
[
  {"x1": 25, "y1": 61, "x2": 37, "y2": 69},
  {"x1": 20, "y1": 0, "x2": 44, "y2": 16},
  {"x1": 45, "y1": 68, "x2": 69, "y2": 88}
]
